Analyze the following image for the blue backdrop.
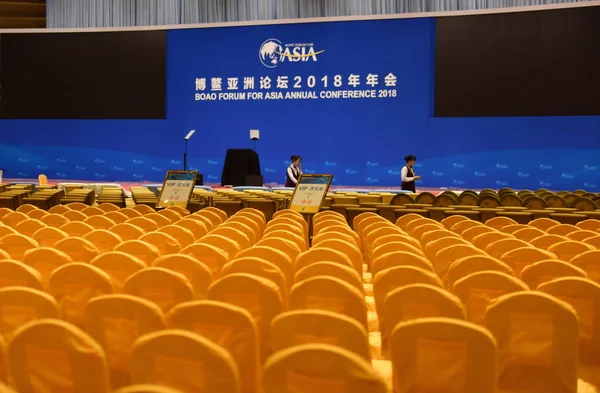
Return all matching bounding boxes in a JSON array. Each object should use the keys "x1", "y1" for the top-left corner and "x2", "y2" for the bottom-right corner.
[{"x1": 0, "y1": 17, "x2": 599, "y2": 190}]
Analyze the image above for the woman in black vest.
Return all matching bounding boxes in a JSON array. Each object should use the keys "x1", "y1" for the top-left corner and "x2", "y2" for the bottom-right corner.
[
  {"x1": 401, "y1": 154, "x2": 421, "y2": 192},
  {"x1": 285, "y1": 155, "x2": 302, "y2": 187}
]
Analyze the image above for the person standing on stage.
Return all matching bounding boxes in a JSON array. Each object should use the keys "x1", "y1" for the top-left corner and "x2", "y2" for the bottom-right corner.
[
  {"x1": 285, "y1": 155, "x2": 302, "y2": 187},
  {"x1": 401, "y1": 154, "x2": 421, "y2": 192}
]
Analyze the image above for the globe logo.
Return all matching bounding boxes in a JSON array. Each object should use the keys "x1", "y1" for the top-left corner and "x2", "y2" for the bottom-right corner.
[{"x1": 259, "y1": 39, "x2": 283, "y2": 68}]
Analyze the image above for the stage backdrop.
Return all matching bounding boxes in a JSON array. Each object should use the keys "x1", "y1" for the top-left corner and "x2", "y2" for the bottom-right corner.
[{"x1": 0, "y1": 10, "x2": 599, "y2": 190}]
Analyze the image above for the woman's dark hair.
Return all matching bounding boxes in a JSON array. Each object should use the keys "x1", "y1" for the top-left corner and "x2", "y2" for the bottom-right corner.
[
  {"x1": 404, "y1": 155, "x2": 416, "y2": 163},
  {"x1": 291, "y1": 155, "x2": 301, "y2": 161}
]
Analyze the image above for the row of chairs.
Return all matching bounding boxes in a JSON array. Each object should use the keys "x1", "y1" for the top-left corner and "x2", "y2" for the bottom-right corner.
[
  {"x1": 0, "y1": 186, "x2": 66, "y2": 211},
  {"x1": 0, "y1": 203, "x2": 370, "y2": 392},
  {"x1": 1, "y1": 200, "x2": 600, "y2": 392},
  {"x1": 130, "y1": 187, "x2": 159, "y2": 207},
  {"x1": 0, "y1": 204, "x2": 386, "y2": 391},
  {"x1": 0, "y1": 187, "x2": 33, "y2": 210},
  {"x1": 97, "y1": 187, "x2": 127, "y2": 208},
  {"x1": 388, "y1": 188, "x2": 600, "y2": 209},
  {"x1": 348, "y1": 211, "x2": 600, "y2": 392},
  {"x1": 325, "y1": 188, "x2": 600, "y2": 228}
]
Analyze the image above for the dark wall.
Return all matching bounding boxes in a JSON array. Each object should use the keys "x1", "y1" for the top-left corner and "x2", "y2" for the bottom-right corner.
[
  {"x1": 435, "y1": 6, "x2": 600, "y2": 117},
  {"x1": 0, "y1": 10, "x2": 598, "y2": 190},
  {"x1": 0, "y1": 30, "x2": 166, "y2": 119}
]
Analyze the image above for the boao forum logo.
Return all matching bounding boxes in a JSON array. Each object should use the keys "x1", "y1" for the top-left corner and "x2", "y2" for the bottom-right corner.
[{"x1": 259, "y1": 38, "x2": 325, "y2": 68}]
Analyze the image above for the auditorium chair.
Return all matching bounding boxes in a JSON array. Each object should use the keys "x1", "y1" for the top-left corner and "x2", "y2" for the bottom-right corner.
[
  {"x1": 390, "y1": 318, "x2": 497, "y2": 393},
  {"x1": 8, "y1": 319, "x2": 109, "y2": 393},
  {"x1": 131, "y1": 330, "x2": 240, "y2": 393},
  {"x1": 3, "y1": 188, "x2": 600, "y2": 392},
  {"x1": 485, "y1": 292, "x2": 579, "y2": 393},
  {"x1": 167, "y1": 300, "x2": 260, "y2": 393}
]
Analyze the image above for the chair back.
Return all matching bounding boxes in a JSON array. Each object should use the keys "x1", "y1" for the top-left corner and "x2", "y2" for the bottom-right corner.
[
  {"x1": 440, "y1": 215, "x2": 470, "y2": 229},
  {"x1": 153, "y1": 254, "x2": 212, "y2": 299},
  {"x1": 570, "y1": 250, "x2": 600, "y2": 283},
  {"x1": 84, "y1": 216, "x2": 116, "y2": 230},
  {"x1": 512, "y1": 227, "x2": 545, "y2": 242},
  {"x1": 447, "y1": 255, "x2": 513, "y2": 290},
  {"x1": 83, "y1": 229, "x2": 123, "y2": 253},
  {"x1": 115, "y1": 240, "x2": 162, "y2": 266},
  {"x1": 263, "y1": 344, "x2": 386, "y2": 393},
  {"x1": 521, "y1": 260, "x2": 587, "y2": 289},
  {"x1": 222, "y1": 257, "x2": 288, "y2": 304},
  {"x1": 452, "y1": 271, "x2": 528, "y2": 325},
  {"x1": 424, "y1": 236, "x2": 467, "y2": 262},
  {"x1": 167, "y1": 300, "x2": 260, "y2": 393},
  {"x1": 49, "y1": 263, "x2": 114, "y2": 327},
  {"x1": 295, "y1": 262, "x2": 363, "y2": 293},
  {"x1": 372, "y1": 266, "x2": 443, "y2": 313},
  {"x1": 530, "y1": 234, "x2": 570, "y2": 250},
  {"x1": 472, "y1": 231, "x2": 513, "y2": 251},
  {"x1": 60, "y1": 221, "x2": 95, "y2": 237},
  {"x1": 461, "y1": 225, "x2": 495, "y2": 242},
  {"x1": 124, "y1": 268, "x2": 194, "y2": 312},
  {"x1": 0, "y1": 260, "x2": 43, "y2": 290},
  {"x1": 372, "y1": 251, "x2": 433, "y2": 278},
  {"x1": 485, "y1": 238, "x2": 531, "y2": 259},
  {"x1": 198, "y1": 234, "x2": 241, "y2": 260},
  {"x1": 295, "y1": 248, "x2": 354, "y2": 273},
  {"x1": 499, "y1": 247, "x2": 558, "y2": 276},
  {"x1": 272, "y1": 310, "x2": 371, "y2": 361},
  {"x1": 9, "y1": 319, "x2": 109, "y2": 393},
  {"x1": 110, "y1": 223, "x2": 146, "y2": 241},
  {"x1": 126, "y1": 217, "x2": 159, "y2": 233},
  {"x1": 290, "y1": 276, "x2": 368, "y2": 329},
  {"x1": 211, "y1": 227, "x2": 252, "y2": 250},
  {"x1": 131, "y1": 330, "x2": 240, "y2": 393},
  {"x1": 157, "y1": 225, "x2": 195, "y2": 247},
  {"x1": 22, "y1": 247, "x2": 73, "y2": 289},
  {"x1": 14, "y1": 219, "x2": 46, "y2": 238},
  {"x1": 485, "y1": 292, "x2": 579, "y2": 393},
  {"x1": 86, "y1": 294, "x2": 166, "y2": 389},
  {"x1": 486, "y1": 216, "x2": 518, "y2": 230},
  {"x1": 313, "y1": 239, "x2": 363, "y2": 274},
  {"x1": 174, "y1": 218, "x2": 208, "y2": 239},
  {"x1": 54, "y1": 237, "x2": 100, "y2": 262},
  {"x1": 91, "y1": 251, "x2": 147, "y2": 292},
  {"x1": 380, "y1": 284, "x2": 466, "y2": 358},
  {"x1": 547, "y1": 241, "x2": 595, "y2": 262},
  {"x1": 236, "y1": 246, "x2": 293, "y2": 287},
  {"x1": 538, "y1": 277, "x2": 600, "y2": 367},
  {"x1": 547, "y1": 224, "x2": 580, "y2": 236},
  {"x1": 390, "y1": 318, "x2": 497, "y2": 393},
  {"x1": 255, "y1": 237, "x2": 302, "y2": 263},
  {"x1": 0, "y1": 287, "x2": 58, "y2": 339},
  {"x1": 529, "y1": 218, "x2": 560, "y2": 231},
  {"x1": 0, "y1": 234, "x2": 38, "y2": 260},
  {"x1": 434, "y1": 244, "x2": 486, "y2": 282},
  {"x1": 208, "y1": 273, "x2": 283, "y2": 361},
  {"x1": 139, "y1": 232, "x2": 182, "y2": 255}
]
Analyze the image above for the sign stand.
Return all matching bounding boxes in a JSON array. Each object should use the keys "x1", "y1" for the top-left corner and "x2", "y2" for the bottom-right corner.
[
  {"x1": 156, "y1": 170, "x2": 198, "y2": 209},
  {"x1": 289, "y1": 174, "x2": 333, "y2": 214}
]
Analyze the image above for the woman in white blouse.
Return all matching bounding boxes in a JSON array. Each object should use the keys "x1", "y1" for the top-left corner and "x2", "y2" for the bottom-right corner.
[
  {"x1": 401, "y1": 154, "x2": 421, "y2": 192},
  {"x1": 285, "y1": 155, "x2": 302, "y2": 187}
]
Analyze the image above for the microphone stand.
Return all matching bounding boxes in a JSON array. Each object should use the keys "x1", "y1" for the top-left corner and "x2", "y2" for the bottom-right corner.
[
  {"x1": 183, "y1": 138, "x2": 188, "y2": 171},
  {"x1": 183, "y1": 130, "x2": 196, "y2": 171}
]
